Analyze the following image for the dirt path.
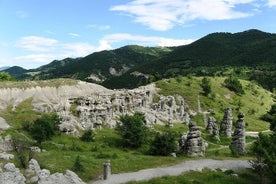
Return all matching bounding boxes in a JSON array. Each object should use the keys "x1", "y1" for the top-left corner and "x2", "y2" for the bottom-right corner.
[{"x1": 90, "y1": 159, "x2": 251, "y2": 184}]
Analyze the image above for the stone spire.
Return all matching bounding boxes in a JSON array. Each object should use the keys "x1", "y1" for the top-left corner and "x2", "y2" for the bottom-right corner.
[
  {"x1": 229, "y1": 112, "x2": 246, "y2": 155},
  {"x1": 185, "y1": 121, "x2": 205, "y2": 156},
  {"x1": 206, "y1": 116, "x2": 220, "y2": 141},
  {"x1": 219, "y1": 108, "x2": 233, "y2": 137}
]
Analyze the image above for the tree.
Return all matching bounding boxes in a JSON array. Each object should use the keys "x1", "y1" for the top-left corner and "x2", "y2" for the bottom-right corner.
[
  {"x1": 72, "y1": 155, "x2": 85, "y2": 172},
  {"x1": 80, "y1": 129, "x2": 95, "y2": 142},
  {"x1": 30, "y1": 113, "x2": 60, "y2": 145},
  {"x1": 149, "y1": 130, "x2": 178, "y2": 156},
  {"x1": 251, "y1": 104, "x2": 276, "y2": 182},
  {"x1": 201, "y1": 77, "x2": 211, "y2": 96},
  {"x1": 224, "y1": 76, "x2": 244, "y2": 95},
  {"x1": 0, "y1": 72, "x2": 14, "y2": 81},
  {"x1": 116, "y1": 112, "x2": 148, "y2": 148}
]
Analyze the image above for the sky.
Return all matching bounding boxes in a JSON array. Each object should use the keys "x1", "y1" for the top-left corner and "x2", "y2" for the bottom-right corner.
[{"x1": 0, "y1": 0, "x2": 276, "y2": 69}]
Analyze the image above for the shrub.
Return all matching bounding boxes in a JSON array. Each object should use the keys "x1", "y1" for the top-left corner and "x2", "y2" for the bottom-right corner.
[
  {"x1": 72, "y1": 155, "x2": 85, "y2": 172},
  {"x1": 201, "y1": 77, "x2": 211, "y2": 96},
  {"x1": 80, "y1": 129, "x2": 95, "y2": 142},
  {"x1": 30, "y1": 113, "x2": 61, "y2": 145},
  {"x1": 150, "y1": 130, "x2": 178, "y2": 156},
  {"x1": 224, "y1": 76, "x2": 244, "y2": 95},
  {"x1": 116, "y1": 112, "x2": 149, "y2": 148}
]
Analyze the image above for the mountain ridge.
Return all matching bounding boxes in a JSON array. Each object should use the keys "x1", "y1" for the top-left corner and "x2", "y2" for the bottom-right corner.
[{"x1": 3, "y1": 29, "x2": 276, "y2": 90}]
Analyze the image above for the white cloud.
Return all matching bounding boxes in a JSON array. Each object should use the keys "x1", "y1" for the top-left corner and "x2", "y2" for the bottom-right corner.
[
  {"x1": 87, "y1": 24, "x2": 111, "y2": 30},
  {"x1": 15, "y1": 36, "x2": 58, "y2": 52},
  {"x1": 110, "y1": 0, "x2": 256, "y2": 31},
  {"x1": 102, "y1": 33, "x2": 194, "y2": 47},
  {"x1": 68, "y1": 33, "x2": 80, "y2": 38},
  {"x1": 267, "y1": 0, "x2": 276, "y2": 6},
  {"x1": 14, "y1": 54, "x2": 57, "y2": 64}
]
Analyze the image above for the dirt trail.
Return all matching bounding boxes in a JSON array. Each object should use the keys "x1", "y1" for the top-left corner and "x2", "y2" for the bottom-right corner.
[{"x1": 90, "y1": 159, "x2": 251, "y2": 184}]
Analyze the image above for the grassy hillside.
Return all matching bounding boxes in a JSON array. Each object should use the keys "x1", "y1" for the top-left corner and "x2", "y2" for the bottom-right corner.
[{"x1": 155, "y1": 76, "x2": 273, "y2": 131}]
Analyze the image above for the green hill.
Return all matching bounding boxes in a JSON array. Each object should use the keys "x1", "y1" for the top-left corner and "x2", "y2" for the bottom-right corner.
[
  {"x1": 4, "y1": 29, "x2": 276, "y2": 90},
  {"x1": 104, "y1": 29, "x2": 276, "y2": 90}
]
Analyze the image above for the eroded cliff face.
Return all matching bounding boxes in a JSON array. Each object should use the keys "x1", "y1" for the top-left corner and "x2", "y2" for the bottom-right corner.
[{"x1": 0, "y1": 81, "x2": 190, "y2": 135}]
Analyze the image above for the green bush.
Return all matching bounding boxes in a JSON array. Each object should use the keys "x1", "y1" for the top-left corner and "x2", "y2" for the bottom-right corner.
[
  {"x1": 116, "y1": 112, "x2": 149, "y2": 148},
  {"x1": 149, "y1": 130, "x2": 178, "y2": 156},
  {"x1": 30, "y1": 113, "x2": 61, "y2": 145},
  {"x1": 224, "y1": 76, "x2": 244, "y2": 95},
  {"x1": 72, "y1": 155, "x2": 85, "y2": 172},
  {"x1": 80, "y1": 129, "x2": 95, "y2": 142}
]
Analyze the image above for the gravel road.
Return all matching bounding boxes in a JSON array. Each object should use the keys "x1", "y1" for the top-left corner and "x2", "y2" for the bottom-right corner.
[{"x1": 90, "y1": 159, "x2": 251, "y2": 184}]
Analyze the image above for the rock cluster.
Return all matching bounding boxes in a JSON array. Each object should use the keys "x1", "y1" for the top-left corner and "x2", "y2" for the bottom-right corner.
[
  {"x1": 62, "y1": 85, "x2": 189, "y2": 133},
  {"x1": 0, "y1": 163, "x2": 26, "y2": 184},
  {"x1": 0, "y1": 134, "x2": 13, "y2": 152},
  {"x1": 184, "y1": 122, "x2": 206, "y2": 156},
  {"x1": 0, "y1": 159, "x2": 85, "y2": 184},
  {"x1": 219, "y1": 108, "x2": 233, "y2": 137},
  {"x1": 229, "y1": 112, "x2": 246, "y2": 155}
]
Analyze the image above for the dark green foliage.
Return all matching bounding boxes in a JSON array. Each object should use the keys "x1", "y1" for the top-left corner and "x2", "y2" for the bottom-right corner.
[
  {"x1": 261, "y1": 104, "x2": 276, "y2": 131},
  {"x1": 30, "y1": 113, "x2": 61, "y2": 145},
  {"x1": 116, "y1": 112, "x2": 149, "y2": 148},
  {"x1": 12, "y1": 138, "x2": 32, "y2": 169},
  {"x1": 251, "y1": 104, "x2": 276, "y2": 181},
  {"x1": 72, "y1": 155, "x2": 85, "y2": 172},
  {"x1": 224, "y1": 76, "x2": 244, "y2": 95},
  {"x1": 201, "y1": 77, "x2": 211, "y2": 96},
  {"x1": 149, "y1": 131, "x2": 178, "y2": 156},
  {"x1": 80, "y1": 129, "x2": 95, "y2": 142},
  {"x1": 0, "y1": 72, "x2": 15, "y2": 81}
]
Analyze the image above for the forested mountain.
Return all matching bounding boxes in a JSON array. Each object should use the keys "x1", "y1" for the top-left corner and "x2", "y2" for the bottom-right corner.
[
  {"x1": 3, "y1": 29, "x2": 276, "y2": 90},
  {"x1": 103, "y1": 29, "x2": 276, "y2": 90}
]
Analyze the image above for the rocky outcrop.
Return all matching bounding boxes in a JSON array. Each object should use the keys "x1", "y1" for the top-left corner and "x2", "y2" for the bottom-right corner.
[
  {"x1": 38, "y1": 170, "x2": 85, "y2": 184},
  {"x1": 0, "y1": 134, "x2": 13, "y2": 151},
  {"x1": 0, "y1": 163, "x2": 26, "y2": 184},
  {"x1": 219, "y1": 108, "x2": 233, "y2": 137},
  {"x1": 185, "y1": 122, "x2": 205, "y2": 156},
  {"x1": 206, "y1": 116, "x2": 220, "y2": 141},
  {"x1": 0, "y1": 81, "x2": 192, "y2": 134},
  {"x1": 0, "y1": 117, "x2": 10, "y2": 131},
  {"x1": 229, "y1": 112, "x2": 246, "y2": 155}
]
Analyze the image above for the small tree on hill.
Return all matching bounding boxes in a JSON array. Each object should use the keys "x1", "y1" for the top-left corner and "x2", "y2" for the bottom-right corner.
[
  {"x1": 80, "y1": 129, "x2": 95, "y2": 142},
  {"x1": 72, "y1": 155, "x2": 85, "y2": 172},
  {"x1": 149, "y1": 130, "x2": 178, "y2": 156},
  {"x1": 116, "y1": 112, "x2": 148, "y2": 148},
  {"x1": 251, "y1": 104, "x2": 276, "y2": 182},
  {"x1": 224, "y1": 76, "x2": 244, "y2": 95},
  {"x1": 30, "y1": 113, "x2": 61, "y2": 145},
  {"x1": 201, "y1": 77, "x2": 211, "y2": 96}
]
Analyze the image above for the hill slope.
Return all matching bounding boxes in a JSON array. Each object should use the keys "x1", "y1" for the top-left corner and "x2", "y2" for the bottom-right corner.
[{"x1": 104, "y1": 29, "x2": 276, "y2": 90}]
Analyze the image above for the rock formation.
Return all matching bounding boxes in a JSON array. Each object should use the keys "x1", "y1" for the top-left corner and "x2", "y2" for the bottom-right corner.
[
  {"x1": 229, "y1": 112, "x2": 246, "y2": 155},
  {"x1": 0, "y1": 159, "x2": 85, "y2": 184},
  {"x1": 185, "y1": 122, "x2": 205, "y2": 156},
  {"x1": 0, "y1": 163, "x2": 26, "y2": 184},
  {"x1": 206, "y1": 116, "x2": 220, "y2": 141},
  {"x1": 0, "y1": 81, "x2": 192, "y2": 134},
  {"x1": 219, "y1": 108, "x2": 233, "y2": 137}
]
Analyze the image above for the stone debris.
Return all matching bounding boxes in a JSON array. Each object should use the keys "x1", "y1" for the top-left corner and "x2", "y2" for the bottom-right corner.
[
  {"x1": 0, "y1": 117, "x2": 10, "y2": 131},
  {"x1": 219, "y1": 108, "x2": 233, "y2": 137},
  {"x1": 229, "y1": 112, "x2": 246, "y2": 155},
  {"x1": 185, "y1": 122, "x2": 206, "y2": 156}
]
